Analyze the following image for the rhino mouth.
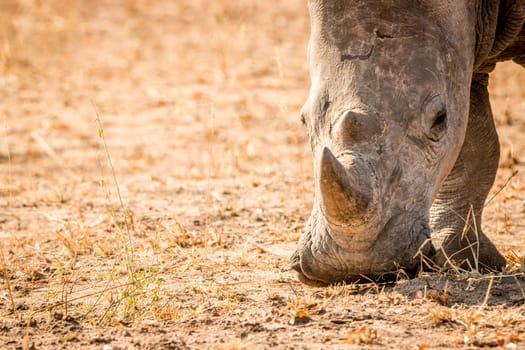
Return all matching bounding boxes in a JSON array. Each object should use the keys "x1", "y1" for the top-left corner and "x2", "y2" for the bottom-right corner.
[{"x1": 290, "y1": 213, "x2": 436, "y2": 285}]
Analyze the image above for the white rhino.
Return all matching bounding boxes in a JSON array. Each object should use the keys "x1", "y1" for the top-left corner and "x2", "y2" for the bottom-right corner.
[{"x1": 291, "y1": 0, "x2": 525, "y2": 284}]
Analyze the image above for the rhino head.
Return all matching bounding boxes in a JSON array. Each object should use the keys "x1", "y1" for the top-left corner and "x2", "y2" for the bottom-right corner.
[{"x1": 291, "y1": 0, "x2": 521, "y2": 284}]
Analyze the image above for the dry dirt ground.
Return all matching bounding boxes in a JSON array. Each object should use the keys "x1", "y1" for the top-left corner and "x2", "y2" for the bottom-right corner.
[{"x1": 1, "y1": 1, "x2": 525, "y2": 349}]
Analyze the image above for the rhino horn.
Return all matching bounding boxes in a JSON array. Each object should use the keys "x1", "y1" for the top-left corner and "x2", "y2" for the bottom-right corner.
[{"x1": 319, "y1": 147, "x2": 372, "y2": 230}]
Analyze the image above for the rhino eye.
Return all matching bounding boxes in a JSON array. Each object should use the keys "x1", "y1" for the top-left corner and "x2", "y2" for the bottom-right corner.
[{"x1": 429, "y1": 110, "x2": 447, "y2": 141}]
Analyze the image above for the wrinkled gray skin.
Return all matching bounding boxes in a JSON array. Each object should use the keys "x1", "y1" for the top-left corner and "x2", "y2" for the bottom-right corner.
[{"x1": 291, "y1": 0, "x2": 525, "y2": 284}]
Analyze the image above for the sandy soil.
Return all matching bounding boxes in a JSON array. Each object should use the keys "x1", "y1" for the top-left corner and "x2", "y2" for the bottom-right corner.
[{"x1": 1, "y1": 1, "x2": 525, "y2": 349}]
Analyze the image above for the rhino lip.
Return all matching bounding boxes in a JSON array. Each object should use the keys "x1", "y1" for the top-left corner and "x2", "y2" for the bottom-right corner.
[
  {"x1": 290, "y1": 263, "x2": 331, "y2": 287},
  {"x1": 290, "y1": 213, "x2": 436, "y2": 284}
]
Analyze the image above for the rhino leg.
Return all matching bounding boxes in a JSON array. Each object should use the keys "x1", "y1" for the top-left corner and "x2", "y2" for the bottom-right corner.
[{"x1": 430, "y1": 76, "x2": 506, "y2": 271}]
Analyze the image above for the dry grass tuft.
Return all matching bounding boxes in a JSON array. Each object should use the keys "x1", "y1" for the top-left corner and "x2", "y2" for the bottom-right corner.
[{"x1": 343, "y1": 326, "x2": 379, "y2": 345}]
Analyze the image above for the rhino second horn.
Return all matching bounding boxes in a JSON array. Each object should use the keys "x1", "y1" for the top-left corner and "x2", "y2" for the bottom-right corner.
[{"x1": 319, "y1": 147, "x2": 371, "y2": 230}]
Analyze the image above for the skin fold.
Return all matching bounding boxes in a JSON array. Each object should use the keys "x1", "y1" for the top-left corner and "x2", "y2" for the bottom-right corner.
[{"x1": 291, "y1": 0, "x2": 525, "y2": 284}]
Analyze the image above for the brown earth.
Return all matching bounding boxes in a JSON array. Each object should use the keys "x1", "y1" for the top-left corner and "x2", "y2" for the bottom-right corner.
[{"x1": 1, "y1": 1, "x2": 525, "y2": 349}]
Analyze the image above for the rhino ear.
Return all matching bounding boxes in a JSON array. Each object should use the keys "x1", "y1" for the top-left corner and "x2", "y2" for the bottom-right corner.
[{"x1": 474, "y1": 0, "x2": 525, "y2": 71}]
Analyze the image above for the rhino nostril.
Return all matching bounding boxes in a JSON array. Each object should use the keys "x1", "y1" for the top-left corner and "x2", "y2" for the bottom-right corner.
[{"x1": 289, "y1": 249, "x2": 301, "y2": 271}]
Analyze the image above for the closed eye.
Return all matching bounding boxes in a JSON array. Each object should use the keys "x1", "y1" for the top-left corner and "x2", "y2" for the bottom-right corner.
[
  {"x1": 432, "y1": 110, "x2": 446, "y2": 130},
  {"x1": 429, "y1": 109, "x2": 447, "y2": 142}
]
